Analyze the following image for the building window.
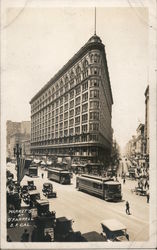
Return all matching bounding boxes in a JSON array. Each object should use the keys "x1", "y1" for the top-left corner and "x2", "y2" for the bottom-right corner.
[
  {"x1": 55, "y1": 116, "x2": 58, "y2": 123},
  {"x1": 59, "y1": 130, "x2": 63, "y2": 137},
  {"x1": 82, "y1": 92, "x2": 88, "y2": 102},
  {"x1": 64, "y1": 103, "x2": 68, "y2": 111},
  {"x1": 75, "y1": 126, "x2": 80, "y2": 134},
  {"x1": 60, "y1": 106, "x2": 63, "y2": 113},
  {"x1": 89, "y1": 123, "x2": 99, "y2": 131},
  {"x1": 82, "y1": 114, "x2": 88, "y2": 123},
  {"x1": 90, "y1": 101, "x2": 99, "y2": 109},
  {"x1": 75, "y1": 116, "x2": 80, "y2": 124},
  {"x1": 60, "y1": 87, "x2": 64, "y2": 95},
  {"x1": 70, "y1": 90, "x2": 74, "y2": 99},
  {"x1": 65, "y1": 83, "x2": 69, "y2": 92},
  {"x1": 70, "y1": 80, "x2": 75, "y2": 89},
  {"x1": 82, "y1": 81, "x2": 88, "y2": 92},
  {"x1": 91, "y1": 67, "x2": 100, "y2": 75},
  {"x1": 64, "y1": 120, "x2": 68, "y2": 128},
  {"x1": 82, "y1": 124, "x2": 88, "y2": 133},
  {"x1": 89, "y1": 134, "x2": 98, "y2": 141},
  {"x1": 64, "y1": 94, "x2": 68, "y2": 102},
  {"x1": 70, "y1": 109, "x2": 74, "y2": 117},
  {"x1": 64, "y1": 112, "x2": 68, "y2": 120},
  {"x1": 60, "y1": 114, "x2": 63, "y2": 121},
  {"x1": 69, "y1": 128, "x2": 74, "y2": 135},
  {"x1": 75, "y1": 106, "x2": 80, "y2": 115},
  {"x1": 76, "y1": 86, "x2": 81, "y2": 96},
  {"x1": 69, "y1": 118, "x2": 74, "y2": 127},
  {"x1": 64, "y1": 129, "x2": 68, "y2": 136},
  {"x1": 56, "y1": 108, "x2": 59, "y2": 116},
  {"x1": 89, "y1": 112, "x2": 99, "y2": 120},
  {"x1": 56, "y1": 100, "x2": 59, "y2": 107},
  {"x1": 82, "y1": 134, "x2": 87, "y2": 142},
  {"x1": 82, "y1": 103, "x2": 88, "y2": 113},
  {"x1": 55, "y1": 124, "x2": 58, "y2": 130},
  {"x1": 60, "y1": 97, "x2": 63, "y2": 105},
  {"x1": 90, "y1": 79, "x2": 99, "y2": 87},
  {"x1": 70, "y1": 100, "x2": 74, "y2": 109},
  {"x1": 90, "y1": 90, "x2": 99, "y2": 98},
  {"x1": 75, "y1": 96, "x2": 81, "y2": 106}
]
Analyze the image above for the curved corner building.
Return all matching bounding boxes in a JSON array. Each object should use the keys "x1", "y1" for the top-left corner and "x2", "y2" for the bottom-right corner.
[{"x1": 30, "y1": 35, "x2": 113, "y2": 164}]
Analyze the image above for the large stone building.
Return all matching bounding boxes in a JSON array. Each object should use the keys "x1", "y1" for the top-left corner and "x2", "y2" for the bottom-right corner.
[
  {"x1": 6, "y1": 120, "x2": 31, "y2": 157},
  {"x1": 30, "y1": 34, "x2": 113, "y2": 164}
]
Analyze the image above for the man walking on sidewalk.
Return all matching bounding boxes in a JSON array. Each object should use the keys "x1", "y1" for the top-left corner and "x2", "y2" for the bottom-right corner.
[{"x1": 126, "y1": 201, "x2": 131, "y2": 215}]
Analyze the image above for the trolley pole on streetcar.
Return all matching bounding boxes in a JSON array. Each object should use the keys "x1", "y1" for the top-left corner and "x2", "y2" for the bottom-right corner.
[{"x1": 13, "y1": 143, "x2": 22, "y2": 191}]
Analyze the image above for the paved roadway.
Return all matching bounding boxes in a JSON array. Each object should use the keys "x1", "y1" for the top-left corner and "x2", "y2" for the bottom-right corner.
[{"x1": 7, "y1": 161, "x2": 149, "y2": 241}]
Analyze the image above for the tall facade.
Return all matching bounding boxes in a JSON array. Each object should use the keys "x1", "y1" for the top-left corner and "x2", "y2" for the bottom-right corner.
[
  {"x1": 144, "y1": 85, "x2": 149, "y2": 155},
  {"x1": 30, "y1": 35, "x2": 113, "y2": 164}
]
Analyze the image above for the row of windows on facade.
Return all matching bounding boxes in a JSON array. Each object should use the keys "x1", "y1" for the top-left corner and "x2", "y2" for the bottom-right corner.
[
  {"x1": 31, "y1": 76, "x2": 101, "y2": 112},
  {"x1": 31, "y1": 100, "x2": 100, "y2": 124},
  {"x1": 31, "y1": 55, "x2": 101, "y2": 106},
  {"x1": 32, "y1": 122, "x2": 99, "y2": 137},
  {"x1": 31, "y1": 112, "x2": 99, "y2": 133},
  {"x1": 31, "y1": 133, "x2": 99, "y2": 143},
  {"x1": 32, "y1": 88, "x2": 100, "y2": 116}
]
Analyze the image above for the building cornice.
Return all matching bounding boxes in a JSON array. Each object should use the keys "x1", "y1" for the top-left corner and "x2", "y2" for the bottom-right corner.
[{"x1": 30, "y1": 36, "x2": 113, "y2": 104}]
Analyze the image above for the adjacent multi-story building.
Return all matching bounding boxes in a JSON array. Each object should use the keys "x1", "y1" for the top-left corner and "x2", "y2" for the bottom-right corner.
[
  {"x1": 30, "y1": 34, "x2": 113, "y2": 164},
  {"x1": 144, "y1": 85, "x2": 149, "y2": 155},
  {"x1": 135, "y1": 123, "x2": 145, "y2": 156},
  {"x1": 6, "y1": 120, "x2": 31, "y2": 157}
]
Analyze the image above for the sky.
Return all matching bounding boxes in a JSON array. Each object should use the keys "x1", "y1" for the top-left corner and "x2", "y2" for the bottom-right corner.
[{"x1": 2, "y1": 4, "x2": 149, "y2": 151}]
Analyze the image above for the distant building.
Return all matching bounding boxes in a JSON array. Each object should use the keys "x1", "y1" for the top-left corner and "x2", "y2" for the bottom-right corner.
[
  {"x1": 21, "y1": 139, "x2": 31, "y2": 156},
  {"x1": 144, "y1": 85, "x2": 149, "y2": 155},
  {"x1": 6, "y1": 121, "x2": 21, "y2": 156},
  {"x1": 135, "y1": 123, "x2": 145, "y2": 156},
  {"x1": 30, "y1": 34, "x2": 113, "y2": 164},
  {"x1": 6, "y1": 120, "x2": 31, "y2": 158}
]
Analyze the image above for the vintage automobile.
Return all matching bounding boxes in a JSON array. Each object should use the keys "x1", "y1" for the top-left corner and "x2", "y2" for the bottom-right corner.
[
  {"x1": 27, "y1": 180, "x2": 36, "y2": 190},
  {"x1": 28, "y1": 190, "x2": 40, "y2": 207},
  {"x1": 31, "y1": 199, "x2": 56, "y2": 242},
  {"x1": 21, "y1": 185, "x2": 29, "y2": 198},
  {"x1": 101, "y1": 219, "x2": 129, "y2": 241},
  {"x1": 54, "y1": 217, "x2": 74, "y2": 242},
  {"x1": 81, "y1": 231, "x2": 106, "y2": 242},
  {"x1": 42, "y1": 183, "x2": 57, "y2": 198}
]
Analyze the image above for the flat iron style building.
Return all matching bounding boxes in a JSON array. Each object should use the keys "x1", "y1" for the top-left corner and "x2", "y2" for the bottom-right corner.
[{"x1": 30, "y1": 34, "x2": 113, "y2": 164}]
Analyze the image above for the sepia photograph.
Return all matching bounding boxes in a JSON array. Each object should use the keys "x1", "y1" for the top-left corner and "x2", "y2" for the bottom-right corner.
[{"x1": 0, "y1": 0, "x2": 156, "y2": 249}]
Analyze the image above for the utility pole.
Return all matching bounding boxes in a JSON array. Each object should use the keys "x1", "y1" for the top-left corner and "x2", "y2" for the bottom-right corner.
[{"x1": 14, "y1": 143, "x2": 22, "y2": 189}]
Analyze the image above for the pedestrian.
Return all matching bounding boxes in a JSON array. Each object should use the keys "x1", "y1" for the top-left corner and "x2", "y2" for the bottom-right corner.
[
  {"x1": 146, "y1": 190, "x2": 149, "y2": 203},
  {"x1": 21, "y1": 229, "x2": 29, "y2": 242},
  {"x1": 31, "y1": 225, "x2": 38, "y2": 242},
  {"x1": 123, "y1": 178, "x2": 125, "y2": 184},
  {"x1": 44, "y1": 232, "x2": 52, "y2": 242},
  {"x1": 125, "y1": 201, "x2": 130, "y2": 215},
  {"x1": 41, "y1": 173, "x2": 44, "y2": 179},
  {"x1": 7, "y1": 235, "x2": 12, "y2": 242}
]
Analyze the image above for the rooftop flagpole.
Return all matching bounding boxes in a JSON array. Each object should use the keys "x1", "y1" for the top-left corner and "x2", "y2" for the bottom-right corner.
[{"x1": 94, "y1": 7, "x2": 96, "y2": 35}]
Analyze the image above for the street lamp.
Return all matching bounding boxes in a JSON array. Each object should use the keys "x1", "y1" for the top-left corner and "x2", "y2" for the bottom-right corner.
[{"x1": 13, "y1": 143, "x2": 22, "y2": 187}]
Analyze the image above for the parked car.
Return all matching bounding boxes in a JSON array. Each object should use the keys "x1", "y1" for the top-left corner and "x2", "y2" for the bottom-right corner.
[
  {"x1": 101, "y1": 219, "x2": 129, "y2": 241},
  {"x1": 42, "y1": 183, "x2": 57, "y2": 198},
  {"x1": 27, "y1": 180, "x2": 36, "y2": 190}
]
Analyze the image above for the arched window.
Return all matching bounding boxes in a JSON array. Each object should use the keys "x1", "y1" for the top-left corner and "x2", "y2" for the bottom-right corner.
[
  {"x1": 70, "y1": 70, "x2": 75, "y2": 79},
  {"x1": 83, "y1": 59, "x2": 88, "y2": 69},
  {"x1": 76, "y1": 65, "x2": 81, "y2": 75}
]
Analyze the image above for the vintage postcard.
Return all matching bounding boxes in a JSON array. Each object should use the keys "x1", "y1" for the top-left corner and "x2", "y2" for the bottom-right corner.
[{"x1": 0, "y1": 0, "x2": 156, "y2": 249}]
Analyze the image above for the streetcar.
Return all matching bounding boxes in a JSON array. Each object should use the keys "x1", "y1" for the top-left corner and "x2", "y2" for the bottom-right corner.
[
  {"x1": 76, "y1": 174, "x2": 122, "y2": 201},
  {"x1": 47, "y1": 168, "x2": 71, "y2": 184}
]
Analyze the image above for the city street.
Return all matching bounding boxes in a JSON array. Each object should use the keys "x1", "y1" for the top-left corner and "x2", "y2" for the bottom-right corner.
[{"x1": 7, "y1": 161, "x2": 149, "y2": 242}]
